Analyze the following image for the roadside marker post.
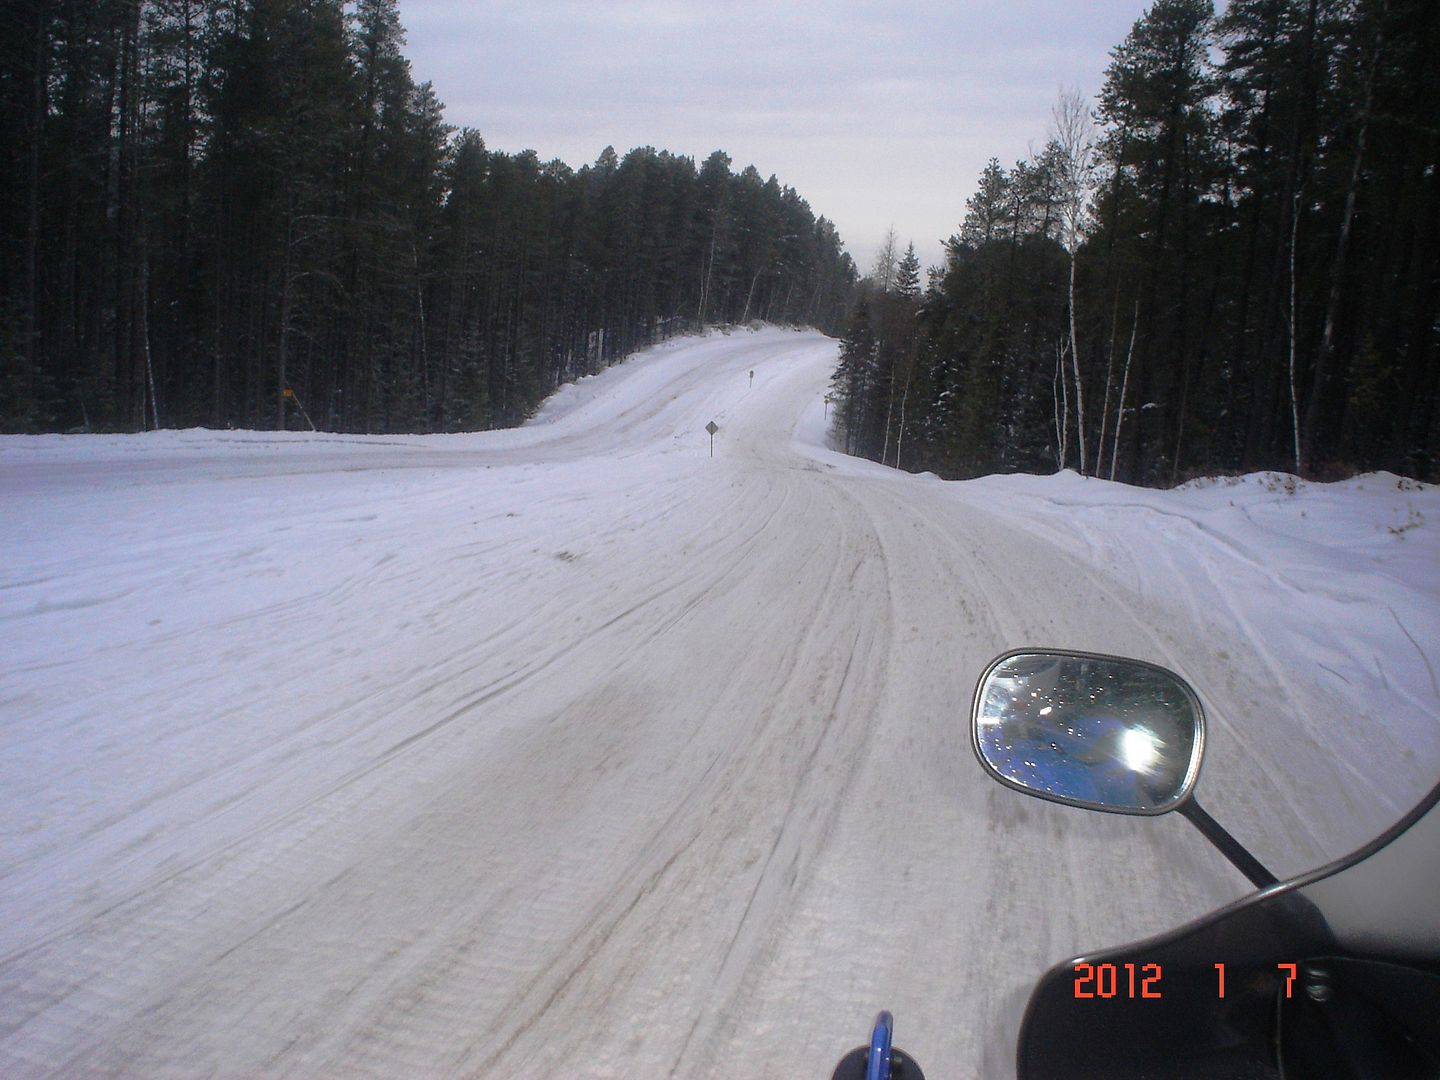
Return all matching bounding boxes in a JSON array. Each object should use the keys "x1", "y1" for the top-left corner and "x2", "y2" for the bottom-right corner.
[{"x1": 284, "y1": 388, "x2": 317, "y2": 432}]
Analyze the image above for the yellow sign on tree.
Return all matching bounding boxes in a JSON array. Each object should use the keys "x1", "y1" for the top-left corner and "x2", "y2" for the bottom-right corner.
[{"x1": 282, "y1": 388, "x2": 295, "y2": 398}]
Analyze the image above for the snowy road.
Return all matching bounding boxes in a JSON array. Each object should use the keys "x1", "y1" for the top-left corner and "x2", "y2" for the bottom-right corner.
[{"x1": 3, "y1": 328, "x2": 1438, "y2": 1078}]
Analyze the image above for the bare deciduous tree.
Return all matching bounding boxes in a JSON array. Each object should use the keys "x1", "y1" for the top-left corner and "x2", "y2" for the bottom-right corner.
[{"x1": 1051, "y1": 87, "x2": 1097, "y2": 475}]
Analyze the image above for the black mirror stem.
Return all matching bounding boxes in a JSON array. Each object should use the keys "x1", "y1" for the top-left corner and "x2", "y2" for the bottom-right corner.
[{"x1": 1178, "y1": 798, "x2": 1279, "y2": 889}]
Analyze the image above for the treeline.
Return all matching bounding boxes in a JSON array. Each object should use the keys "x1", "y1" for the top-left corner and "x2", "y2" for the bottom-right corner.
[
  {"x1": 834, "y1": 0, "x2": 1438, "y2": 484},
  {"x1": 0, "y1": 0, "x2": 856, "y2": 435}
]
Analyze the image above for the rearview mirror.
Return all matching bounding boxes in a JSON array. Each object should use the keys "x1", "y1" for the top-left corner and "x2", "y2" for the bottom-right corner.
[{"x1": 971, "y1": 650, "x2": 1205, "y2": 815}]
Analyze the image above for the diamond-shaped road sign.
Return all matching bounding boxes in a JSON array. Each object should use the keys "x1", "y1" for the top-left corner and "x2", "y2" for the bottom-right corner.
[{"x1": 705, "y1": 421, "x2": 718, "y2": 435}]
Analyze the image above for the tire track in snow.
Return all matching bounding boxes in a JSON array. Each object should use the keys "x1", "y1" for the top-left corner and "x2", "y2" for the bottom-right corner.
[
  {"x1": 0, "y1": 474, "x2": 775, "y2": 971},
  {"x1": 663, "y1": 477, "x2": 896, "y2": 1077},
  {"x1": 10, "y1": 329, "x2": 1389, "y2": 1080}
]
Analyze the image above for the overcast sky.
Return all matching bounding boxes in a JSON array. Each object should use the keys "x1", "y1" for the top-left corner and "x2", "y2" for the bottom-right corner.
[{"x1": 398, "y1": 1, "x2": 1153, "y2": 276}]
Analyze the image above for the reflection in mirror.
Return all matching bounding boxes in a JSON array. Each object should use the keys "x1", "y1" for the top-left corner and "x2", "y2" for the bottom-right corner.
[{"x1": 972, "y1": 651, "x2": 1204, "y2": 815}]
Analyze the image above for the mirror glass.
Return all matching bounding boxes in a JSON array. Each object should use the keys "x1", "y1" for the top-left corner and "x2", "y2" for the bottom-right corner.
[{"x1": 972, "y1": 651, "x2": 1204, "y2": 815}]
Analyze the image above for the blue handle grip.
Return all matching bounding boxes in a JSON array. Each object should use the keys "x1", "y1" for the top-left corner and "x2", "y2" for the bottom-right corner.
[{"x1": 866, "y1": 1011, "x2": 894, "y2": 1080}]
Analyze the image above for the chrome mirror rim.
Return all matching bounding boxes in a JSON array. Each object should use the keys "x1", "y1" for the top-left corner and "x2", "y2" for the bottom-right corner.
[{"x1": 970, "y1": 647, "x2": 1207, "y2": 817}]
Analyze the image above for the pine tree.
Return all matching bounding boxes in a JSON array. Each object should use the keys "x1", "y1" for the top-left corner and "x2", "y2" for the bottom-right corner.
[
  {"x1": 896, "y1": 244, "x2": 921, "y2": 299},
  {"x1": 1097, "y1": 0, "x2": 1221, "y2": 482},
  {"x1": 957, "y1": 160, "x2": 1011, "y2": 250},
  {"x1": 832, "y1": 295, "x2": 876, "y2": 455},
  {"x1": 5, "y1": 2, "x2": 858, "y2": 438}
]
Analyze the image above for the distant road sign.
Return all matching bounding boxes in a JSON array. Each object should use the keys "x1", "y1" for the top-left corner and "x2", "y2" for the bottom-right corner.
[{"x1": 705, "y1": 421, "x2": 718, "y2": 435}]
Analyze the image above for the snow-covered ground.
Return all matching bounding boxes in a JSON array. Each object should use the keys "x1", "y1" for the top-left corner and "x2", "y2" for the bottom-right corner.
[{"x1": 2, "y1": 326, "x2": 1437, "y2": 1079}]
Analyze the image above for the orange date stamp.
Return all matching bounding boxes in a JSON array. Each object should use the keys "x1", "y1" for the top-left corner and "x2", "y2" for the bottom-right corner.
[{"x1": 1073, "y1": 962, "x2": 1300, "y2": 999}]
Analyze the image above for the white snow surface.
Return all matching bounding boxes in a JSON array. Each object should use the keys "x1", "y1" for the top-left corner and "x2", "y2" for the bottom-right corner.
[{"x1": 2, "y1": 326, "x2": 1438, "y2": 1079}]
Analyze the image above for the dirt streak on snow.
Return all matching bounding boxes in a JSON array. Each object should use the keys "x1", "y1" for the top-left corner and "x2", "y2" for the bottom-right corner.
[{"x1": 2, "y1": 326, "x2": 1437, "y2": 1079}]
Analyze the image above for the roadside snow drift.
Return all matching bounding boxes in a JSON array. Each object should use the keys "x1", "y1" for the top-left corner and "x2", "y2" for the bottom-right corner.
[{"x1": 3, "y1": 327, "x2": 1437, "y2": 1079}]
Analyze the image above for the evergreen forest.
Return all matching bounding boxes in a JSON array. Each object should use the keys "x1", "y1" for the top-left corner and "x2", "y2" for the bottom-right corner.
[
  {"x1": 0, "y1": 0, "x2": 857, "y2": 435},
  {"x1": 832, "y1": 0, "x2": 1439, "y2": 484}
]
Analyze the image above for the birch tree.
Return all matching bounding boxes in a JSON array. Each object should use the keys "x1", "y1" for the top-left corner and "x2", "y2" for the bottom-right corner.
[{"x1": 1051, "y1": 87, "x2": 1097, "y2": 474}]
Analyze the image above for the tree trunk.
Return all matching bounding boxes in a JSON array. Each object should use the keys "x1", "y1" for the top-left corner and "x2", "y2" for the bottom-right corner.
[
  {"x1": 277, "y1": 195, "x2": 295, "y2": 431},
  {"x1": 1054, "y1": 341, "x2": 1069, "y2": 470},
  {"x1": 23, "y1": 3, "x2": 46, "y2": 377},
  {"x1": 741, "y1": 266, "x2": 762, "y2": 323},
  {"x1": 1096, "y1": 282, "x2": 1120, "y2": 479},
  {"x1": 140, "y1": 218, "x2": 159, "y2": 430},
  {"x1": 1111, "y1": 303, "x2": 1139, "y2": 482},
  {"x1": 1068, "y1": 253, "x2": 1087, "y2": 475},
  {"x1": 1288, "y1": 188, "x2": 1303, "y2": 472},
  {"x1": 1302, "y1": 7, "x2": 1384, "y2": 469}
]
